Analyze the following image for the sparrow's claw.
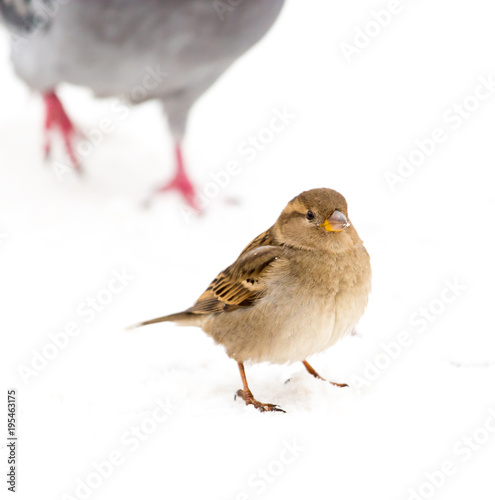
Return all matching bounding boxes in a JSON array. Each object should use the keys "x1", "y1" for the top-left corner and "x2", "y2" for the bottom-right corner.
[
  {"x1": 302, "y1": 360, "x2": 348, "y2": 388},
  {"x1": 235, "y1": 389, "x2": 286, "y2": 413},
  {"x1": 329, "y1": 381, "x2": 348, "y2": 388}
]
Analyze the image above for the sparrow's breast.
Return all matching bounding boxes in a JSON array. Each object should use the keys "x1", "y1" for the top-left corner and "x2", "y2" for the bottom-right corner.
[{"x1": 207, "y1": 247, "x2": 371, "y2": 365}]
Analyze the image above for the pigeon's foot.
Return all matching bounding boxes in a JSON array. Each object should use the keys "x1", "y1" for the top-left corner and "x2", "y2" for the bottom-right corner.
[
  {"x1": 157, "y1": 169, "x2": 198, "y2": 210},
  {"x1": 155, "y1": 143, "x2": 200, "y2": 211},
  {"x1": 302, "y1": 360, "x2": 348, "y2": 388},
  {"x1": 43, "y1": 91, "x2": 81, "y2": 171},
  {"x1": 235, "y1": 389, "x2": 285, "y2": 413}
]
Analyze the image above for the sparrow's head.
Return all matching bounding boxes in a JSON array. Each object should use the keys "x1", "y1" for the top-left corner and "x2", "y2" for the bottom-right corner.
[{"x1": 274, "y1": 188, "x2": 360, "y2": 252}]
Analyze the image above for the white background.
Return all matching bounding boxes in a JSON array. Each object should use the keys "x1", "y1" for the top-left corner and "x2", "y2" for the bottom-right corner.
[{"x1": 1, "y1": 1, "x2": 495, "y2": 499}]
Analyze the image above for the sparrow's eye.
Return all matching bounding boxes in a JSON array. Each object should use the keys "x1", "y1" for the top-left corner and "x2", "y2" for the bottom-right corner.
[{"x1": 306, "y1": 211, "x2": 315, "y2": 221}]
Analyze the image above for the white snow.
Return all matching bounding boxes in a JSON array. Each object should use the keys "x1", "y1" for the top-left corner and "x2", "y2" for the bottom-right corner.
[{"x1": 1, "y1": 1, "x2": 495, "y2": 499}]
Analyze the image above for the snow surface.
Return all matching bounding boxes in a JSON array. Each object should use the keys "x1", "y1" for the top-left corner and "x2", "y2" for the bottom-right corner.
[{"x1": 1, "y1": 1, "x2": 495, "y2": 499}]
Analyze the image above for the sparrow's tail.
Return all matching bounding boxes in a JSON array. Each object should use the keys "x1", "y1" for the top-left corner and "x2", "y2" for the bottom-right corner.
[{"x1": 127, "y1": 311, "x2": 199, "y2": 330}]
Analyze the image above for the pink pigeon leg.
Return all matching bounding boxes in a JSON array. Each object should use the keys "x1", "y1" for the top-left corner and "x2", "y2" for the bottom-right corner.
[
  {"x1": 43, "y1": 91, "x2": 80, "y2": 170},
  {"x1": 157, "y1": 142, "x2": 199, "y2": 210}
]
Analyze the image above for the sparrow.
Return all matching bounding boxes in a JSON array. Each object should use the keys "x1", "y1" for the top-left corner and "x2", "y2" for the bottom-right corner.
[
  {"x1": 131, "y1": 188, "x2": 372, "y2": 412},
  {"x1": 0, "y1": 0, "x2": 285, "y2": 209}
]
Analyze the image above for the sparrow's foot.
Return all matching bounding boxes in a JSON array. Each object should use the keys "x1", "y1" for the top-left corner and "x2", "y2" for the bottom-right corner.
[
  {"x1": 235, "y1": 389, "x2": 285, "y2": 413},
  {"x1": 235, "y1": 362, "x2": 285, "y2": 412},
  {"x1": 153, "y1": 142, "x2": 200, "y2": 211},
  {"x1": 302, "y1": 360, "x2": 348, "y2": 388},
  {"x1": 43, "y1": 91, "x2": 81, "y2": 171},
  {"x1": 328, "y1": 381, "x2": 348, "y2": 388}
]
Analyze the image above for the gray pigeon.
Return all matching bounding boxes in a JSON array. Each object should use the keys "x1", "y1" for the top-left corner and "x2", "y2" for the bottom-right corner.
[{"x1": 0, "y1": 0, "x2": 285, "y2": 208}]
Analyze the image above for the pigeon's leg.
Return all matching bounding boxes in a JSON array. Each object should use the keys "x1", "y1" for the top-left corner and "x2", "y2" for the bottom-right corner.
[
  {"x1": 235, "y1": 362, "x2": 285, "y2": 413},
  {"x1": 156, "y1": 143, "x2": 199, "y2": 210},
  {"x1": 302, "y1": 360, "x2": 348, "y2": 388},
  {"x1": 43, "y1": 91, "x2": 80, "y2": 170}
]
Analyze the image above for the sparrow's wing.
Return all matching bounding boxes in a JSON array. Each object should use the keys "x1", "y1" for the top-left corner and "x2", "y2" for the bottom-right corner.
[
  {"x1": 187, "y1": 229, "x2": 284, "y2": 314},
  {"x1": 237, "y1": 228, "x2": 275, "y2": 256}
]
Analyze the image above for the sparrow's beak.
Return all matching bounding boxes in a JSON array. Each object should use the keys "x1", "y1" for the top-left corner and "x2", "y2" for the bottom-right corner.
[{"x1": 320, "y1": 210, "x2": 350, "y2": 232}]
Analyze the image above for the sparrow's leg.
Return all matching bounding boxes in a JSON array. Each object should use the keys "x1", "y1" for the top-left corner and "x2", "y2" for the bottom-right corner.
[
  {"x1": 155, "y1": 142, "x2": 199, "y2": 211},
  {"x1": 302, "y1": 360, "x2": 348, "y2": 388},
  {"x1": 43, "y1": 91, "x2": 80, "y2": 170},
  {"x1": 235, "y1": 362, "x2": 285, "y2": 413}
]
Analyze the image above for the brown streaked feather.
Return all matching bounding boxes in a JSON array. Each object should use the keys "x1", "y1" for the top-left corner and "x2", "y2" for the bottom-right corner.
[
  {"x1": 238, "y1": 227, "x2": 278, "y2": 256},
  {"x1": 186, "y1": 228, "x2": 285, "y2": 315}
]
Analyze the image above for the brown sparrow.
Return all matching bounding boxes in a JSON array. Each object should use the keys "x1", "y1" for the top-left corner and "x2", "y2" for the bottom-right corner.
[{"x1": 131, "y1": 188, "x2": 371, "y2": 412}]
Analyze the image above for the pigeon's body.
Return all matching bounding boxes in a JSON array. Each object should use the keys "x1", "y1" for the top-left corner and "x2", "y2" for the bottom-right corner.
[
  {"x1": 7, "y1": 0, "x2": 284, "y2": 136},
  {"x1": 0, "y1": 0, "x2": 284, "y2": 204}
]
